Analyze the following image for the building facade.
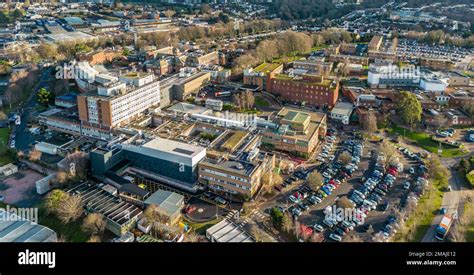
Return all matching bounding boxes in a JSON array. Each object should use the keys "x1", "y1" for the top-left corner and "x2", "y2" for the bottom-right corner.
[{"x1": 269, "y1": 74, "x2": 339, "y2": 108}]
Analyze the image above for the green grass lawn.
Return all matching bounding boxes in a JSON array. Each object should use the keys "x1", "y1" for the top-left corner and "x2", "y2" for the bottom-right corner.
[
  {"x1": 0, "y1": 127, "x2": 10, "y2": 147},
  {"x1": 0, "y1": 127, "x2": 14, "y2": 165},
  {"x1": 466, "y1": 212, "x2": 474, "y2": 242},
  {"x1": 255, "y1": 96, "x2": 270, "y2": 107},
  {"x1": 37, "y1": 205, "x2": 89, "y2": 242},
  {"x1": 388, "y1": 125, "x2": 465, "y2": 158},
  {"x1": 184, "y1": 218, "x2": 220, "y2": 235}
]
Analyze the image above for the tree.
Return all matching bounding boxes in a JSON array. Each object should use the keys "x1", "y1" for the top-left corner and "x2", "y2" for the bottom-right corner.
[
  {"x1": 338, "y1": 151, "x2": 352, "y2": 165},
  {"x1": 56, "y1": 194, "x2": 83, "y2": 224},
  {"x1": 429, "y1": 115, "x2": 448, "y2": 130},
  {"x1": 366, "y1": 224, "x2": 374, "y2": 235},
  {"x1": 36, "y1": 43, "x2": 59, "y2": 60},
  {"x1": 52, "y1": 79, "x2": 70, "y2": 96},
  {"x1": 61, "y1": 152, "x2": 89, "y2": 180},
  {"x1": 200, "y1": 4, "x2": 213, "y2": 14},
  {"x1": 232, "y1": 94, "x2": 242, "y2": 110},
  {"x1": 163, "y1": 9, "x2": 176, "y2": 18},
  {"x1": 426, "y1": 155, "x2": 449, "y2": 188},
  {"x1": 344, "y1": 232, "x2": 362, "y2": 242},
  {"x1": 144, "y1": 205, "x2": 169, "y2": 225},
  {"x1": 379, "y1": 140, "x2": 399, "y2": 169},
  {"x1": 396, "y1": 91, "x2": 422, "y2": 129},
  {"x1": 361, "y1": 112, "x2": 378, "y2": 134},
  {"x1": 28, "y1": 149, "x2": 42, "y2": 162},
  {"x1": 244, "y1": 90, "x2": 255, "y2": 109},
  {"x1": 44, "y1": 189, "x2": 69, "y2": 215},
  {"x1": 459, "y1": 158, "x2": 470, "y2": 173},
  {"x1": 249, "y1": 224, "x2": 266, "y2": 242},
  {"x1": 256, "y1": 40, "x2": 278, "y2": 62},
  {"x1": 270, "y1": 207, "x2": 283, "y2": 227},
  {"x1": 336, "y1": 196, "x2": 354, "y2": 209},
  {"x1": 55, "y1": 171, "x2": 70, "y2": 186},
  {"x1": 281, "y1": 212, "x2": 293, "y2": 233},
  {"x1": 184, "y1": 231, "x2": 200, "y2": 242},
  {"x1": 87, "y1": 235, "x2": 102, "y2": 243},
  {"x1": 309, "y1": 232, "x2": 325, "y2": 243},
  {"x1": 461, "y1": 102, "x2": 474, "y2": 118},
  {"x1": 82, "y1": 213, "x2": 106, "y2": 236},
  {"x1": 37, "y1": 88, "x2": 52, "y2": 105},
  {"x1": 307, "y1": 171, "x2": 324, "y2": 191}
]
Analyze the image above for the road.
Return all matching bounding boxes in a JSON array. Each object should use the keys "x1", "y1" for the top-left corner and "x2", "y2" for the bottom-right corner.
[
  {"x1": 421, "y1": 158, "x2": 464, "y2": 242},
  {"x1": 14, "y1": 67, "x2": 53, "y2": 152}
]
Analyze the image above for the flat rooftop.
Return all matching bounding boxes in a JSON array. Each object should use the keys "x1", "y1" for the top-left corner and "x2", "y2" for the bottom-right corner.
[
  {"x1": 254, "y1": 63, "x2": 281, "y2": 73},
  {"x1": 142, "y1": 137, "x2": 206, "y2": 159},
  {"x1": 0, "y1": 209, "x2": 57, "y2": 242},
  {"x1": 206, "y1": 218, "x2": 254, "y2": 243},
  {"x1": 144, "y1": 189, "x2": 184, "y2": 217},
  {"x1": 284, "y1": 111, "x2": 310, "y2": 124},
  {"x1": 67, "y1": 183, "x2": 142, "y2": 227},
  {"x1": 201, "y1": 158, "x2": 257, "y2": 177},
  {"x1": 277, "y1": 107, "x2": 326, "y2": 124}
]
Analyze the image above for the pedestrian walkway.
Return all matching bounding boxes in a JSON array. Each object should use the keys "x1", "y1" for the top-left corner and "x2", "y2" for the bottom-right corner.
[
  {"x1": 225, "y1": 209, "x2": 238, "y2": 220},
  {"x1": 251, "y1": 209, "x2": 266, "y2": 220}
]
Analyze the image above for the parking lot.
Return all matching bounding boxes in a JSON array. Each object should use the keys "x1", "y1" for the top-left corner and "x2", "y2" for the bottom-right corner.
[{"x1": 254, "y1": 123, "x2": 434, "y2": 242}]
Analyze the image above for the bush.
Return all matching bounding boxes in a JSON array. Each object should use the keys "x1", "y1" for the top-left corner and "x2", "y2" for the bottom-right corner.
[{"x1": 466, "y1": 170, "x2": 474, "y2": 189}]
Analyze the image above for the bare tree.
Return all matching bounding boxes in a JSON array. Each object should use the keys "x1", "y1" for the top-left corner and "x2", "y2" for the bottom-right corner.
[
  {"x1": 307, "y1": 171, "x2": 324, "y2": 191},
  {"x1": 232, "y1": 94, "x2": 242, "y2": 110},
  {"x1": 56, "y1": 195, "x2": 83, "y2": 224},
  {"x1": 163, "y1": 9, "x2": 176, "y2": 18},
  {"x1": 184, "y1": 231, "x2": 201, "y2": 242},
  {"x1": 87, "y1": 235, "x2": 102, "y2": 243},
  {"x1": 336, "y1": 196, "x2": 354, "y2": 209},
  {"x1": 344, "y1": 232, "x2": 362, "y2": 242},
  {"x1": 366, "y1": 224, "x2": 374, "y2": 235},
  {"x1": 249, "y1": 224, "x2": 266, "y2": 242},
  {"x1": 44, "y1": 189, "x2": 70, "y2": 215},
  {"x1": 28, "y1": 149, "x2": 42, "y2": 162},
  {"x1": 61, "y1": 152, "x2": 89, "y2": 179},
  {"x1": 82, "y1": 213, "x2": 106, "y2": 237},
  {"x1": 379, "y1": 140, "x2": 399, "y2": 169},
  {"x1": 281, "y1": 212, "x2": 293, "y2": 234},
  {"x1": 144, "y1": 205, "x2": 169, "y2": 225},
  {"x1": 338, "y1": 151, "x2": 352, "y2": 165},
  {"x1": 309, "y1": 232, "x2": 325, "y2": 243},
  {"x1": 54, "y1": 171, "x2": 70, "y2": 186},
  {"x1": 361, "y1": 112, "x2": 378, "y2": 134}
]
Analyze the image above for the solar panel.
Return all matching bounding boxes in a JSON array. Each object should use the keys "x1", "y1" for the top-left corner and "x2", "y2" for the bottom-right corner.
[{"x1": 172, "y1": 148, "x2": 194, "y2": 155}]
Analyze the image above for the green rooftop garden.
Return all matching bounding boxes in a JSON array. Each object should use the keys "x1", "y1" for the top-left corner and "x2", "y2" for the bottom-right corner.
[
  {"x1": 222, "y1": 131, "x2": 247, "y2": 151},
  {"x1": 254, "y1": 63, "x2": 281, "y2": 74}
]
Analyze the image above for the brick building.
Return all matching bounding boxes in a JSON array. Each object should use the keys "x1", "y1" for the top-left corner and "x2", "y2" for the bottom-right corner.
[{"x1": 268, "y1": 74, "x2": 339, "y2": 108}]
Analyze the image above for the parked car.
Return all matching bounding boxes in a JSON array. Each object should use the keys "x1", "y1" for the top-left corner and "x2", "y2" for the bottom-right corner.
[
  {"x1": 329, "y1": 233, "x2": 342, "y2": 242},
  {"x1": 214, "y1": 197, "x2": 228, "y2": 205},
  {"x1": 403, "y1": 182, "x2": 411, "y2": 190}
]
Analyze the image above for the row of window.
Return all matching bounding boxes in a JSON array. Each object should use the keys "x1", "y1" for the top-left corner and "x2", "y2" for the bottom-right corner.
[
  {"x1": 201, "y1": 168, "x2": 250, "y2": 184},
  {"x1": 201, "y1": 175, "x2": 251, "y2": 191}
]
